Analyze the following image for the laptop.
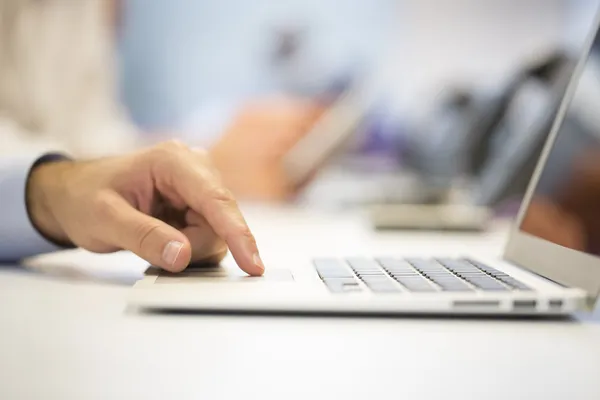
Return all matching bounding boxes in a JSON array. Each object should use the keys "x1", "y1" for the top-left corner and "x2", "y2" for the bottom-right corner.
[{"x1": 129, "y1": 13, "x2": 600, "y2": 316}]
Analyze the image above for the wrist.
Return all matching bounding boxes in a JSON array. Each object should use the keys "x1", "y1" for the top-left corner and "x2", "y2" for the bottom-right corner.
[{"x1": 26, "y1": 158, "x2": 75, "y2": 246}]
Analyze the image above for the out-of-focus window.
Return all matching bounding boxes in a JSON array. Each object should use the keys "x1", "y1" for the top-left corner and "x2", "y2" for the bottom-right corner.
[{"x1": 118, "y1": 0, "x2": 396, "y2": 132}]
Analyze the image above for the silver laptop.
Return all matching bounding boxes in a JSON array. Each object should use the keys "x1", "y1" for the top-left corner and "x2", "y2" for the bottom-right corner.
[{"x1": 129, "y1": 14, "x2": 600, "y2": 316}]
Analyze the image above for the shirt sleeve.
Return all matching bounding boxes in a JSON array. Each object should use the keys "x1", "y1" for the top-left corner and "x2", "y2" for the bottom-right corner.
[{"x1": 0, "y1": 155, "x2": 64, "y2": 262}]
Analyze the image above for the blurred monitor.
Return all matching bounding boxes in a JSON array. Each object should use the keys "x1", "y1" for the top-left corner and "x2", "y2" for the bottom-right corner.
[{"x1": 472, "y1": 54, "x2": 576, "y2": 207}]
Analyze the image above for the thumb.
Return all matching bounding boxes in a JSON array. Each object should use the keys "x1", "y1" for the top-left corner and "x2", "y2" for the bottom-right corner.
[{"x1": 99, "y1": 194, "x2": 192, "y2": 272}]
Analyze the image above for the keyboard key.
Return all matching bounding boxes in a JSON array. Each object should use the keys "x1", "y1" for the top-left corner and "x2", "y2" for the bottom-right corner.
[
  {"x1": 399, "y1": 285, "x2": 437, "y2": 293},
  {"x1": 463, "y1": 259, "x2": 532, "y2": 290},
  {"x1": 453, "y1": 272, "x2": 488, "y2": 277},
  {"x1": 392, "y1": 275, "x2": 428, "y2": 282},
  {"x1": 363, "y1": 280, "x2": 402, "y2": 293},
  {"x1": 463, "y1": 276, "x2": 508, "y2": 291},
  {"x1": 407, "y1": 258, "x2": 447, "y2": 273},
  {"x1": 370, "y1": 287, "x2": 402, "y2": 293},
  {"x1": 428, "y1": 275, "x2": 465, "y2": 282},
  {"x1": 474, "y1": 283, "x2": 508, "y2": 292},
  {"x1": 438, "y1": 285, "x2": 472, "y2": 292},
  {"x1": 497, "y1": 276, "x2": 532, "y2": 291},
  {"x1": 363, "y1": 279, "x2": 400, "y2": 292},
  {"x1": 389, "y1": 272, "x2": 421, "y2": 278},
  {"x1": 377, "y1": 258, "x2": 417, "y2": 273},
  {"x1": 368, "y1": 286, "x2": 402, "y2": 293},
  {"x1": 360, "y1": 275, "x2": 393, "y2": 283},
  {"x1": 323, "y1": 277, "x2": 362, "y2": 293},
  {"x1": 313, "y1": 259, "x2": 354, "y2": 279},
  {"x1": 356, "y1": 271, "x2": 387, "y2": 277},
  {"x1": 463, "y1": 258, "x2": 507, "y2": 277},
  {"x1": 385, "y1": 267, "x2": 419, "y2": 274},
  {"x1": 384, "y1": 271, "x2": 420, "y2": 278},
  {"x1": 346, "y1": 258, "x2": 383, "y2": 272},
  {"x1": 427, "y1": 275, "x2": 474, "y2": 292},
  {"x1": 393, "y1": 276, "x2": 437, "y2": 292},
  {"x1": 317, "y1": 270, "x2": 355, "y2": 279},
  {"x1": 437, "y1": 258, "x2": 481, "y2": 274},
  {"x1": 438, "y1": 259, "x2": 510, "y2": 291},
  {"x1": 405, "y1": 259, "x2": 473, "y2": 288},
  {"x1": 323, "y1": 277, "x2": 358, "y2": 284},
  {"x1": 393, "y1": 280, "x2": 432, "y2": 288},
  {"x1": 432, "y1": 279, "x2": 467, "y2": 286},
  {"x1": 420, "y1": 271, "x2": 456, "y2": 278},
  {"x1": 327, "y1": 285, "x2": 362, "y2": 293}
]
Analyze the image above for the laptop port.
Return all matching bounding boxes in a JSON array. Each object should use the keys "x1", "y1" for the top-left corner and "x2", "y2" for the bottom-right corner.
[
  {"x1": 453, "y1": 300, "x2": 500, "y2": 310},
  {"x1": 513, "y1": 300, "x2": 537, "y2": 310},
  {"x1": 548, "y1": 299, "x2": 563, "y2": 310}
]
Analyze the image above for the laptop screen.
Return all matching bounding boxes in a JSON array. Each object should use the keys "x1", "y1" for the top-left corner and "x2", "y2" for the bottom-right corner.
[{"x1": 520, "y1": 24, "x2": 600, "y2": 256}]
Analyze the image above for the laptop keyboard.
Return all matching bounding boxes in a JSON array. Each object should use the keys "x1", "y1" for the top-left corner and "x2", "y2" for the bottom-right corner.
[{"x1": 314, "y1": 258, "x2": 531, "y2": 294}]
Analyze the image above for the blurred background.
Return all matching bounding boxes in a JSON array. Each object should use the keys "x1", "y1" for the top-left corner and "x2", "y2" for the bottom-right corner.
[
  {"x1": 116, "y1": 0, "x2": 600, "y2": 215},
  {"x1": 3, "y1": 0, "x2": 600, "y2": 228}
]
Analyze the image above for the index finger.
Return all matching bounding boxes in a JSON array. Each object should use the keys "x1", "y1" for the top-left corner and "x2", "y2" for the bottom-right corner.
[{"x1": 160, "y1": 147, "x2": 265, "y2": 276}]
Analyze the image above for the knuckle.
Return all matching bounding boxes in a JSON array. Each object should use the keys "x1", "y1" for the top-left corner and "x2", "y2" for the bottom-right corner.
[
  {"x1": 210, "y1": 186, "x2": 236, "y2": 205},
  {"x1": 164, "y1": 139, "x2": 187, "y2": 150},
  {"x1": 237, "y1": 226, "x2": 255, "y2": 243},
  {"x1": 192, "y1": 148, "x2": 218, "y2": 171},
  {"x1": 156, "y1": 139, "x2": 188, "y2": 158},
  {"x1": 92, "y1": 192, "x2": 118, "y2": 219},
  {"x1": 193, "y1": 147, "x2": 209, "y2": 158},
  {"x1": 223, "y1": 224, "x2": 255, "y2": 245},
  {"x1": 135, "y1": 222, "x2": 162, "y2": 253},
  {"x1": 198, "y1": 154, "x2": 221, "y2": 177}
]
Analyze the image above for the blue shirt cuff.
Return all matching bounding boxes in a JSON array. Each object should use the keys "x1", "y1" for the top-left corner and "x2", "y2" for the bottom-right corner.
[{"x1": 0, "y1": 155, "x2": 66, "y2": 261}]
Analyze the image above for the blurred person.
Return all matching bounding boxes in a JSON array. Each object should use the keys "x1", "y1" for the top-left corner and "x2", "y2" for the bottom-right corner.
[
  {"x1": 0, "y1": 0, "x2": 325, "y2": 201},
  {"x1": 0, "y1": 0, "x2": 137, "y2": 157}
]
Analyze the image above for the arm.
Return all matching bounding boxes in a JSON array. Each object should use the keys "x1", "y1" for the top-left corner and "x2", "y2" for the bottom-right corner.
[{"x1": 0, "y1": 156, "x2": 65, "y2": 262}]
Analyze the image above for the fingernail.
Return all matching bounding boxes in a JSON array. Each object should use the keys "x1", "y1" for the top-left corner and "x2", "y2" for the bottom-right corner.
[
  {"x1": 162, "y1": 241, "x2": 184, "y2": 267},
  {"x1": 253, "y1": 253, "x2": 265, "y2": 271}
]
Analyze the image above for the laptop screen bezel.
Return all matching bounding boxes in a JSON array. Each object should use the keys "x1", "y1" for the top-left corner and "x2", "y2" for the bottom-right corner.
[{"x1": 504, "y1": 9, "x2": 600, "y2": 301}]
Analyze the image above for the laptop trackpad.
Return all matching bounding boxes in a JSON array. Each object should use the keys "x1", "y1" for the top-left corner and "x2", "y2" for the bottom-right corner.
[{"x1": 152, "y1": 266, "x2": 294, "y2": 284}]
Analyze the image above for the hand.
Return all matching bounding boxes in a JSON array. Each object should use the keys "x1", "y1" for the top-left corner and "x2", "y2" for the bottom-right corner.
[
  {"x1": 210, "y1": 97, "x2": 324, "y2": 201},
  {"x1": 26, "y1": 141, "x2": 264, "y2": 275}
]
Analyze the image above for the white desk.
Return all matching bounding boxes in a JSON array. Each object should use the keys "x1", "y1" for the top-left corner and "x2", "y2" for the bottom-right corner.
[{"x1": 1, "y1": 206, "x2": 599, "y2": 400}]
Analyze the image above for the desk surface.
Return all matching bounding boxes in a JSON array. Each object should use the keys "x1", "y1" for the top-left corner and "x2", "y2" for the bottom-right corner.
[{"x1": 1, "y1": 206, "x2": 599, "y2": 400}]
